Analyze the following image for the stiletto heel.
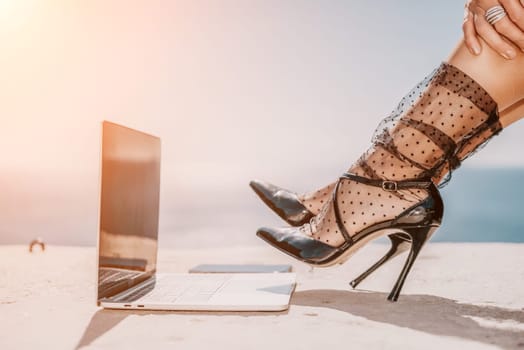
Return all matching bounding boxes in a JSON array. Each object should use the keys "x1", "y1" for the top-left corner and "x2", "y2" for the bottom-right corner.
[
  {"x1": 349, "y1": 234, "x2": 411, "y2": 289},
  {"x1": 387, "y1": 226, "x2": 438, "y2": 302}
]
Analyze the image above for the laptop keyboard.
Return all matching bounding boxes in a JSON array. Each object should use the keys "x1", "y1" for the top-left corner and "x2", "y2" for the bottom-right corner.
[
  {"x1": 99, "y1": 268, "x2": 142, "y2": 284},
  {"x1": 116, "y1": 274, "x2": 231, "y2": 304}
]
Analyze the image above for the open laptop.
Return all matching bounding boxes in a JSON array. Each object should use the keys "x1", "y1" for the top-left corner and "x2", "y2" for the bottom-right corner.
[{"x1": 96, "y1": 121, "x2": 296, "y2": 311}]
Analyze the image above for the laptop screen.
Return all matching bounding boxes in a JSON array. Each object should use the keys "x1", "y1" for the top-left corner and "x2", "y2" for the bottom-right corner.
[{"x1": 97, "y1": 121, "x2": 161, "y2": 301}]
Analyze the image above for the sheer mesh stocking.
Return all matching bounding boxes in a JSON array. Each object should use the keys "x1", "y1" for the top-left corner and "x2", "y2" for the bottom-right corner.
[
  {"x1": 299, "y1": 63, "x2": 501, "y2": 247},
  {"x1": 298, "y1": 183, "x2": 336, "y2": 215}
]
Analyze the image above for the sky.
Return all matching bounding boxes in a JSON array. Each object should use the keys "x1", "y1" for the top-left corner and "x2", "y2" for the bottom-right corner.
[{"x1": 1, "y1": 0, "x2": 523, "y2": 245}]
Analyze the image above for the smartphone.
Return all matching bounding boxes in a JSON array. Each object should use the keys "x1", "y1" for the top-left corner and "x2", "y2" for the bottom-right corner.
[{"x1": 188, "y1": 264, "x2": 292, "y2": 273}]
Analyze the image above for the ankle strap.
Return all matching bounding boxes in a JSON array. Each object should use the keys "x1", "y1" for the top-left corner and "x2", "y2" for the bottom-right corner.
[{"x1": 340, "y1": 173, "x2": 433, "y2": 192}]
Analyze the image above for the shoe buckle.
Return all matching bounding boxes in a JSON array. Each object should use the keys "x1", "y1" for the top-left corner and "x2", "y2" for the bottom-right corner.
[{"x1": 382, "y1": 180, "x2": 398, "y2": 192}]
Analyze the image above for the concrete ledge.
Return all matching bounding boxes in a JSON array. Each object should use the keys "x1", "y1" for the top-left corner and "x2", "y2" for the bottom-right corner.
[{"x1": 1, "y1": 243, "x2": 523, "y2": 349}]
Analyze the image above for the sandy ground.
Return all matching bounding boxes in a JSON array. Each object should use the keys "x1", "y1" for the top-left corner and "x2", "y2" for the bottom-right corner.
[{"x1": 0, "y1": 243, "x2": 523, "y2": 350}]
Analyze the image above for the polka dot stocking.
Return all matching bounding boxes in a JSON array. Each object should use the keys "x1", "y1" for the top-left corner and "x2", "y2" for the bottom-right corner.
[{"x1": 299, "y1": 63, "x2": 502, "y2": 247}]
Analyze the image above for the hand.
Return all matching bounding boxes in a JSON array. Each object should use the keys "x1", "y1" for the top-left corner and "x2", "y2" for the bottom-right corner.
[{"x1": 463, "y1": 0, "x2": 524, "y2": 59}]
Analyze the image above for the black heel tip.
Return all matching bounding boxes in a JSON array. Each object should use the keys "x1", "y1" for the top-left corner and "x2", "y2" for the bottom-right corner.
[{"x1": 349, "y1": 281, "x2": 357, "y2": 289}]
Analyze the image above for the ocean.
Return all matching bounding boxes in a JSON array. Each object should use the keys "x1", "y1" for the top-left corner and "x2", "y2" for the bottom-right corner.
[
  {"x1": 436, "y1": 167, "x2": 524, "y2": 243},
  {"x1": 1, "y1": 168, "x2": 523, "y2": 248},
  {"x1": 161, "y1": 167, "x2": 524, "y2": 248}
]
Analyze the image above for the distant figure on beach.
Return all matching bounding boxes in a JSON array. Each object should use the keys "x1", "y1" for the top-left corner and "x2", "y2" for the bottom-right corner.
[
  {"x1": 250, "y1": 0, "x2": 524, "y2": 301},
  {"x1": 29, "y1": 238, "x2": 45, "y2": 253}
]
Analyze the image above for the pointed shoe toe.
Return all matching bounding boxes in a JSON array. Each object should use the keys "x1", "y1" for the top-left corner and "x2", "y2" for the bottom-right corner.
[
  {"x1": 256, "y1": 226, "x2": 339, "y2": 264},
  {"x1": 249, "y1": 180, "x2": 314, "y2": 226}
]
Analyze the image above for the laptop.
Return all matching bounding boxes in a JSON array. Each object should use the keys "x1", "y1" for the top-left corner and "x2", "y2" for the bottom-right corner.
[{"x1": 96, "y1": 121, "x2": 296, "y2": 311}]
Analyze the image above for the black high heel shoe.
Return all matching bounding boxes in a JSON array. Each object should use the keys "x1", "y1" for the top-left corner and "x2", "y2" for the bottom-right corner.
[
  {"x1": 250, "y1": 179, "x2": 416, "y2": 288},
  {"x1": 257, "y1": 173, "x2": 444, "y2": 302},
  {"x1": 249, "y1": 180, "x2": 422, "y2": 288}
]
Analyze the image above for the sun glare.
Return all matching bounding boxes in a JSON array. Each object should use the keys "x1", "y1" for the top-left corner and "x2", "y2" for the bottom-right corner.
[
  {"x1": 0, "y1": 0, "x2": 36, "y2": 30},
  {"x1": 0, "y1": 0, "x2": 16, "y2": 14}
]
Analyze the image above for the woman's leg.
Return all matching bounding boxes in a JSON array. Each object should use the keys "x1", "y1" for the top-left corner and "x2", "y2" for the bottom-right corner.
[
  {"x1": 295, "y1": 39, "x2": 524, "y2": 215},
  {"x1": 255, "y1": 38, "x2": 524, "y2": 301},
  {"x1": 259, "y1": 39, "x2": 524, "y2": 238}
]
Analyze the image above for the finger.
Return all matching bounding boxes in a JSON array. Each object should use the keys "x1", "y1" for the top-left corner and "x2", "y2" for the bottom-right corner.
[
  {"x1": 493, "y1": 15, "x2": 524, "y2": 51},
  {"x1": 463, "y1": 9, "x2": 482, "y2": 54},
  {"x1": 473, "y1": 7, "x2": 518, "y2": 59},
  {"x1": 499, "y1": 0, "x2": 524, "y2": 31}
]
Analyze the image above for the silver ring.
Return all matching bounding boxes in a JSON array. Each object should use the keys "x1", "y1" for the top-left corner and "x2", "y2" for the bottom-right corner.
[{"x1": 485, "y1": 5, "x2": 507, "y2": 25}]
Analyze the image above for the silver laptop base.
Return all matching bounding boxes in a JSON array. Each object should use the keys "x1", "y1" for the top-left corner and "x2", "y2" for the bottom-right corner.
[{"x1": 100, "y1": 272, "x2": 296, "y2": 312}]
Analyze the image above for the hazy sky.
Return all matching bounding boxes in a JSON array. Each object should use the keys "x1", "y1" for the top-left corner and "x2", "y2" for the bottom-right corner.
[{"x1": 1, "y1": 0, "x2": 523, "y2": 244}]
